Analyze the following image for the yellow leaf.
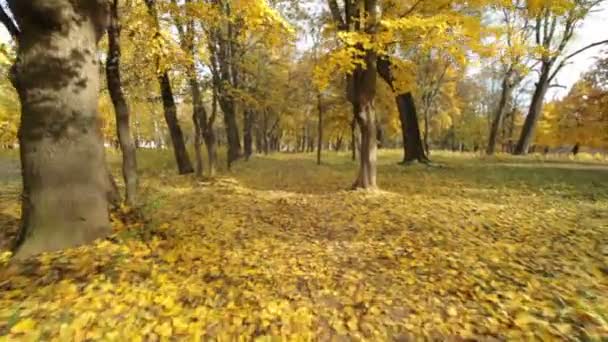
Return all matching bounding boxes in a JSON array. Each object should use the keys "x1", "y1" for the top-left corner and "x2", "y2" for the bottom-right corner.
[
  {"x1": 10, "y1": 318, "x2": 37, "y2": 334},
  {"x1": 154, "y1": 321, "x2": 173, "y2": 337}
]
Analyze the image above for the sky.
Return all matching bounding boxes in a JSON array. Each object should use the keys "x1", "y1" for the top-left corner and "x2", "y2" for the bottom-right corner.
[{"x1": 0, "y1": 2, "x2": 606, "y2": 100}]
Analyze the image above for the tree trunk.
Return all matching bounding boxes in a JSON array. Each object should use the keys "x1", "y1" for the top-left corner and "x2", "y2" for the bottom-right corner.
[
  {"x1": 352, "y1": 103, "x2": 378, "y2": 189},
  {"x1": 145, "y1": 0, "x2": 193, "y2": 174},
  {"x1": 350, "y1": 118, "x2": 357, "y2": 161},
  {"x1": 107, "y1": 0, "x2": 138, "y2": 205},
  {"x1": 350, "y1": 0, "x2": 379, "y2": 190},
  {"x1": 159, "y1": 73, "x2": 194, "y2": 174},
  {"x1": 423, "y1": 107, "x2": 430, "y2": 156},
  {"x1": 223, "y1": 101, "x2": 241, "y2": 168},
  {"x1": 377, "y1": 58, "x2": 427, "y2": 163},
  {"x1": 515, "y1": 64, "x2": 550, "y2": 155},
  {"x1": 244, "y1": 109, "x2": 253, "y2": 160},
  {"x1": 487, "y1": 75, "x2": 512, "y2": 155},
  {"x1": 203, "y1": 90, "x2": 218, "y2": 177},
  {"x1": 317, "y1": 93, "x2": 323, "y2": 165},
  {"x1": 396, "y1": 93, "x2": 428, "y2": 163},
  {"x1": 193, "y1": 113, "x2": 203, "y2": 177},
  {"x1": 10, "y1": 0, "x2": 112, "y2": 258}
]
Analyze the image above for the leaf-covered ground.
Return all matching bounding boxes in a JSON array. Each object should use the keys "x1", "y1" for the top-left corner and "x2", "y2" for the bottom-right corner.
[{"x1": 1, "y1": 150, "x2": 607, "y2": 340}]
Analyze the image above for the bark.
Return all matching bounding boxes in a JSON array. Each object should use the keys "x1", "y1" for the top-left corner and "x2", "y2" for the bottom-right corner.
[
  {"x1": 10, "y1": 0, "x2": 112, "y2": 258},
  {"x1": 423, "y1": 107, "x2": 430, "y2": 156},
  {"x1": 193, "y1": 113, "x2": 203, "y2": 177},
  {"x1": 350, "y1": 118, "x2": 357, "y2": 161},
  {"x1": 203, "y1": 90, "x2": 219, "y2": 177},
  {"x1": 244, "y1": 110, "x2": 254, "y2": 160},
  {"x1": 107, "y1": 0, "x2": 138, "y2": 205},
  {"x1": 515, "y1": 64, "x2": 550, "y2": 155},
  {"x1": 348, "y1": 0, "x2": 379, "y2": 189},
  {"x1": 396, "y1": 93, "x2": 428, "y2": 163},
  {"x1": 107, "y1": 171, "x2": 121, "y2": 209},
  {"x1": 487, "y1": 75, "x2": 513, "y2": 155},
  {"x1": 353, "y1": 103, "x2": 378, "y2": 189},
  {"x1": 223, "y1": 103, "x2": 241, "y2": 167},
  {"x1": 377, "y1": 57, "x2": 428, "y2": 163},
  {"x1": 316, "y1": 93, "x2": 323, "y2": 165},
  {"x1": 159, "y1": 73, "x2": 194, "y2": 174}
]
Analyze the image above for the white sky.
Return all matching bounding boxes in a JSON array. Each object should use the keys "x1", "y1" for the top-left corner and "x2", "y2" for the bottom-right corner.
[
  {"x1": 0, "y1": 2, "x2": 606, "y2": 99},
  {"x1": 546, "y1": 2, "x2": 608, "y2": 99}
]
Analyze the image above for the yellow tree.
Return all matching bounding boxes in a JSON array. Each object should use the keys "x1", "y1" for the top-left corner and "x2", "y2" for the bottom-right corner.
[{"x1": 514, "y1": 0, "x2": 608, "y2": 154}]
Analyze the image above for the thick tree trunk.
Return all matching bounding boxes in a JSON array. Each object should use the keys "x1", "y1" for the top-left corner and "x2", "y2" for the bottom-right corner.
[
  {"x1": 396, "y1": 93, "x2": 428, "y2": 163},
  {"x1": 10, "y1": 0, "x2": 112, "y2": 258},
  {"x1": 244, "y1": 110, "x2": 253, "y2": 160},
  {"x1": 377, "y1": 58, "x2": 427, "y2": 163},
  {"x1": 352, "y1": 103, "x2": 377, "y2": 189},
  {"x1": 487, "y1": 76, "x2": 512, "y2": 155},
  {"x1": 350, "y1": 0, "x2": 379, "y2": 189},
  {"x1": 515, "y1": 65, "x2": 550, "y2": 155},
  {"x1": 222, "y1": 100, "x2": 241, "y2": 168},
  {"x1": 203, "y1": 130, "x2": 217, "y2": 177},
  {"x1": 317, "y1": 93, "x2": 323, "y2": 165},
  {"x1": 159, "y1": 73, "x2": 194, "y2": 174},
  {"x1": 107, "y1": 0, "x2": 138, "y2": 205}
]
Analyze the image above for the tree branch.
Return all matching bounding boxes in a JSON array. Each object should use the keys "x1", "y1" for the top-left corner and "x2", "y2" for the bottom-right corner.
[
  {"x1": 327, "y1": 0, "x2": 346, "y2": 30},
  {"x1": 549, "y1": 39, "x2": 608, "y2": 82},
  {"x1": 562, "y1": 39, "x2": 608, "y2": 62},
  {"x1": 399, "y1": 0, "x2": 425, "y2": 17},
  {"x1": 0, "y1": 6, "x2": 19, "y2": 39}
]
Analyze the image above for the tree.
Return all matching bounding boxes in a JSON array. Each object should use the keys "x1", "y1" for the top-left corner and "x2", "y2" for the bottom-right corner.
[
  {"x1": 107, "y1": 0, "x2": 138, "y2": 205},
  {"x1": 377, "y1": 58, "x2": 428, "y2": 163},
  {"x1": 2, "y1": 0, "x2": 113, "y2": 258},
  {"x1": 169, "y1": 0, "x2": 211, "y2": 177},
  {"x1": 514, "y1": 0, "x2": 608, "y2": 154},
  {"x1": 537, "y1": 57, "x2": 608, "y2": 149},
  {"x1": 486, "y1": 1, "x2": 534, "y2": 155},
  {"x1": 325, "y1": 0, "x2": 379, "y2": 189},
  {"x1": 144, "y1": 0, "x2": 194, "y2": 174}
]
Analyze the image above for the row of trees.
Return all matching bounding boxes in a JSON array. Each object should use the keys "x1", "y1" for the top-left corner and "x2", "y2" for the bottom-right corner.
[{"x1": 0, "y1": 0, "x2": 606, "y2": 257}]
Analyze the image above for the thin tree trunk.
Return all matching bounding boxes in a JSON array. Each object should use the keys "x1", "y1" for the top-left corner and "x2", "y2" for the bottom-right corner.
[
  {"x1": 107, "y1": 0, "x2": 138, "y2": 205},
  {"x1": 203, "y1": 89, "x2": 218, "y2": 177},
  {"x1": 145, "y1": 0, "x2": 193, "y2": 174},
  {"x1": 487, "y1": 75, "x2": 512, "y2": 155},
  {"x1": 515, "y1": 64, "x2": 551, "y2": 155},
  {"x1": 159, "y1": 73, "x2": 194, "y2": 174},
  {"x1": 316, "y1": 93, "x2": 323, "y2": 165},
  {"x1": 423, "y1": 107, "x2": 430, "y2": 156},
  {"x1": 11, "y1": 0, "x2": 112, "y2": 258},
  {"x1": 244, "y1": 110, "x2": 253, "y2": 160},
  {"x1": 350, "y1": 117, "x2": 357, "y2": 161},
  {"x1": 193, "y1": 114, "x2": 203, "y2": 177}
]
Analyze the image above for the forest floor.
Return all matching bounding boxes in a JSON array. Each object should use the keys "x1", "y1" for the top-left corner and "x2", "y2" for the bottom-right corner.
[{"x1": 0, "y1": 149, "x2": 607, "y2": 340}]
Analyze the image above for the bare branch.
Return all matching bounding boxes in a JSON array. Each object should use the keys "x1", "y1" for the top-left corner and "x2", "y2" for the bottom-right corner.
[
  {"x1": 0, "y1": 6, "x2": 19, "y2": 39},
  {"x1": 327, "y1": 0, "x2": 346, "y2": 30},
  {"x1": 549, "y1": 39, "x2": 608, "y2": 81}
]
